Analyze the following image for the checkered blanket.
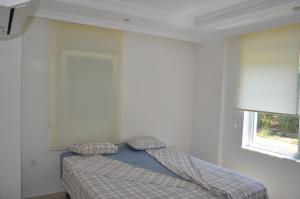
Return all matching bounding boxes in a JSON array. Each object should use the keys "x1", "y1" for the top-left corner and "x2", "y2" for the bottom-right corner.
[
  {"x1": 62, "y1": 148, "x2": 268, "y2": 199},
  {"x1": 147, "y1": 147, "x2": 268, "y2": 199}
]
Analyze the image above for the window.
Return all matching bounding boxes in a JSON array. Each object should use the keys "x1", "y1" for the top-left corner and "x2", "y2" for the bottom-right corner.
[
  {"x1": 48, "y1": 21, "x2": 122, "y2": 150},
  {"x1": 243, "y1": 111, "x2": 300, "y2": 159},
  {"x1": 239, "y1": 24, "x2": 300, "y2": 161}
]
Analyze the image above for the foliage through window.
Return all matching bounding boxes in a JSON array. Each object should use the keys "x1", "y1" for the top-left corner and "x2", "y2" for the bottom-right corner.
[
  {"x1": 257, "y1": 112, "x2": 299, "y2": 146},
  {"x1": 243, "y1": 111, "x2": 300, "y2": 158}
]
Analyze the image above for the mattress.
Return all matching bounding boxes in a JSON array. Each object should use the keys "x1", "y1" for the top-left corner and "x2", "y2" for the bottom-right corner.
[{"x1": 60, "y1": 144, "x2": 177, "y2": 178}]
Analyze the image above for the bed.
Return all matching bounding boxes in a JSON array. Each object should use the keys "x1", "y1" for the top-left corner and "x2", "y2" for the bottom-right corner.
[{"x1": 61, "y1": 145, "x2": 268, "y2": 199}]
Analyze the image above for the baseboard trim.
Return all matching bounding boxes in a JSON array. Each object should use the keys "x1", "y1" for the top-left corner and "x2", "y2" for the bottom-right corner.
[{"x1": 24, "y1": 191, "x2": 65, "y2": 199}]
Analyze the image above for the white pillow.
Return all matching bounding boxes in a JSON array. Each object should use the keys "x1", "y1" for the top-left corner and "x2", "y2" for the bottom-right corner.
[
  {"x1": 70, "y1": 142, "x2": 118, "y2": 155},
  {"x1": 126, "y1": 136, "x2": 166, "y2": 150}
]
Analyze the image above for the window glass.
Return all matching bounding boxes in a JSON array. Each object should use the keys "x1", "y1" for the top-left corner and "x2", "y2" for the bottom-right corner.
[{"x1": 255, "y1": 112, "x2": 298, "y2": 155}]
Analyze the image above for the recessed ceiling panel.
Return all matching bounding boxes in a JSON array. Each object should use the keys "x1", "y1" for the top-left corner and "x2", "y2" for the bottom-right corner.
[
  {"x1": 109, "y1": 0, "x2": 249, "y2": 17},
  {"x1": 34, "y1": 0, "x2": 300, "y2": 42}
]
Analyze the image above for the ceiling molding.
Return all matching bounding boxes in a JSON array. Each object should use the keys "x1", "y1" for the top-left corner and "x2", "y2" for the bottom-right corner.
[
  {"x1": 32, "y1": 0, "x2": 300, "y2": 43},
  {"x1": 0, "y1": 0, "x2": 30, "y2": 7},
  {"x1": 220, "y1": 13, "x2": 300, "y2": 37},
  {"x1": 55, "y1": 0, "x2": 193, "y2": 27},
  {"x1": 194, "y1": 0, "x2": 297, "y2": 27},
  {"x1": 35, "y1": 9, "x2": 202, "y2": 43}
]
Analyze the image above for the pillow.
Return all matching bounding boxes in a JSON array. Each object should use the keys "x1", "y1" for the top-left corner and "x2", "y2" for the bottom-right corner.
[
  {"x1": 70, "y1": 142, "x2": 118, "y2": 155},
  {"x1": 126, "y1": 136, "x2": 166, "y2": 150}
]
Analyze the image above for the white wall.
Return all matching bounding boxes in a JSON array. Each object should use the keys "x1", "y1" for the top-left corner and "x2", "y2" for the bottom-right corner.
[
  {"x1": 21, "y1": 18, "x2": 64, "y2": 198},
  {"x1": 121, "y1": 32, "x2": 196, "y2": 152},
  {"x1": 191, "y1": 40, "x2": 224, "y2": 163},
  {"x1": 21, "y1": 18, "x2": 197, "y2": 198},
  {"x1": 191, "y1": 38, "x2": 300, "y2": 199},
  {"x1": 0, "y1": 38, "x2": 22, "y2": 199}
]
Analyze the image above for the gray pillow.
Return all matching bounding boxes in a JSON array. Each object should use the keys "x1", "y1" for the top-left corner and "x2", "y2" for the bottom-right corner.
[
  {"x1": 126, "y1": 136, "x2": 166, "y2": 150},
  {"x1": 70, "y1": 142, "x2": 118, "y2": 155}
]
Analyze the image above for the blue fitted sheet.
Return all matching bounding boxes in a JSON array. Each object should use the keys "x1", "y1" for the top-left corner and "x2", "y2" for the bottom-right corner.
[{"x1": 60, "y1": 145, "x2": 177, "y2": 178}]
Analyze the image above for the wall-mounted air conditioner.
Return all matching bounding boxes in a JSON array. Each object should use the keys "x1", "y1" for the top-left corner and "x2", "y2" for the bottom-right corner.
[{"x1": 0, "y1": 0, "x2": 31, "y2": 40}]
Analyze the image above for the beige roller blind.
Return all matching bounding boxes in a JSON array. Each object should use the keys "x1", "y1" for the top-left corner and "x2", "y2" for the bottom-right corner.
[
  {"x1": 238, "y1": 23, "x2": 300, "y2": 115},
  {"x1": 49, "y1": 21, "x2": 122, "y2": 150}
]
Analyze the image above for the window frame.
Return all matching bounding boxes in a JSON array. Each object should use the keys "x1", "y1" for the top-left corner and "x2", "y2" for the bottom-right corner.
[{"x1": 242, "y1": 111, "x2": 300, "y2": 160}]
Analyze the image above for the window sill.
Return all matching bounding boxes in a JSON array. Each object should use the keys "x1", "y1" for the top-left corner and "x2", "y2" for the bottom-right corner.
[{"x1": 242, "y1": 145, "x2": 300, "y2": 163}]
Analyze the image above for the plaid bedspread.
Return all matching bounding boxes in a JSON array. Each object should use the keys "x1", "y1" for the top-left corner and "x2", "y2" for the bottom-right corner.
[
  {"x1": 62, "y1": 148, "x2": 268, "y2": 199},
  {"x1": 147, "y1": 148, "x2": 268, "y2": 199}
]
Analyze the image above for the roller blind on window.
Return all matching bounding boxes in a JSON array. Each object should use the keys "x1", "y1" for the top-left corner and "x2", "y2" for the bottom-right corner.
[
  {"x1": 238, "y1": 24, "x2": 300, "y2": 115},
  {"x1": 49, "y1": 21, "x2": 122, "y2": 150}
]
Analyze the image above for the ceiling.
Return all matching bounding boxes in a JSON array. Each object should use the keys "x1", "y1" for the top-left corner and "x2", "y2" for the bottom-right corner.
[
  {"x1": 96, "y1": 0, "x2": 250, "y2": 21},
  {"x1": 30, "y1": 0, "x2": 300, "y2": 42}
]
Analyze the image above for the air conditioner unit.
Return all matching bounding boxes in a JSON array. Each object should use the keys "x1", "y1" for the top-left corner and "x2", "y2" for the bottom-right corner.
[{"x1": 0, "y1": 1, "x2": 31, "y2": 40}]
